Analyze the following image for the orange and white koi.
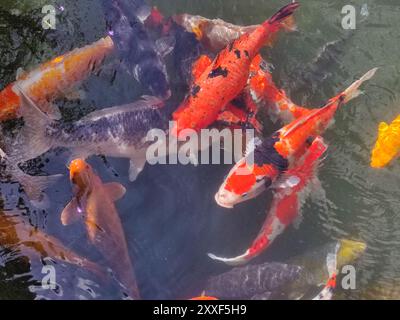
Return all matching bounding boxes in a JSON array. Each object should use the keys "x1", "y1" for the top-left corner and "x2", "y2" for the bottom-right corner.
[
  {"x1": 215, "y1": 68, "x2": 377, "y2": 208},
  {"x1": 370, "y1": 115, "x2": 400, "y2": 168},
  {"x1": 173, "y1": 9, "x2": 296, "y2": 53},
  {"x1": 171, "y1": 2, "x2": 300, "y2": 138},
  {"x1": 61, "y1": 159, "x2": 140, "y2": 299},
  {"x1": 0, "y1": 36, "x2": 114, "y2": 121},
  {"x1": 210, "y1": 136, "x2": 328, "y2": 265}
]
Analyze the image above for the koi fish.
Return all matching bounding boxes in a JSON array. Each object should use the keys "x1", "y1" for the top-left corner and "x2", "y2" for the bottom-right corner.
[
  {"x1": 171, "y1": 2, "x2": 300, "y2": 138},
  {"x1": 173, "y1": 14, "x2": 258, "y2": 53},
  {"x1": 0, "y1": 211, "x2": 105, "y2": 278},
  {"x1": 173, "y1": 9, "x2": 296, "y2": 53},
  {"x1": 5, "y1": 88, "x2": 167, "y2": 184},
  {"x1": 144, "y1": 7, "x2": 204, "y2": 86},
  {"x1": 215, "y1": 68, "x2": 377, "y2": 208},
  {"x1": 370, "y1": 115, "x2": 400, "y2": 168},
  {"x1": 215, "y1": 54, "x2": 310, "y2": 132},
  {"x1": 209, "y1": 136, "x2": 328, "y2": 265},
  {"x1": 247, "y1": 54, "x2": 311, "y2": 124},
  {"x1": 102, "y1": 0, "x2": 173, "y2": 99},
  {"x1": 201, "y1": 262, "x2": 302, "y2": 300},
  {"x1": 283, "y1": 239, "x2": 366, "y2": 300},
  {"x1": 0, "y1": 36, "x2": 114, "y2": 121},
  {"x1": 61, "y1": 158, "x2": 140, "y2": 299}
]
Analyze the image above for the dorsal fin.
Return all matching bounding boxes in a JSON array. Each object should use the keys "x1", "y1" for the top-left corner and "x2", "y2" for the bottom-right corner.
[{"x1": 81, "y1": 96, "x2": 163, "y2": 122}]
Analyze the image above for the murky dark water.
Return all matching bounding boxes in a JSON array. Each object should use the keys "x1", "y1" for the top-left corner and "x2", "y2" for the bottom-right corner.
[{"x1": 1, "y1": 0, "x2": 400, "y2": 300}]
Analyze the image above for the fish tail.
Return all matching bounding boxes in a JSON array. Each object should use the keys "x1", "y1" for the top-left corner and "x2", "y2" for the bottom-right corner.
[
  {"x1": 207, "y1": 251, "x2": 251, "y2": 266},
  {"x1": 9, "y1": 86, "x2": 54, "y2": 163},
  {"x1": 265, "y1": 2, "x2": 300, "y2": 28},
  {"x1": 340, "y1": 68, "x2": 378, "y2": 104},
  {"x1": 1, "y1": 149, "x2": 62, "y2": 203}
]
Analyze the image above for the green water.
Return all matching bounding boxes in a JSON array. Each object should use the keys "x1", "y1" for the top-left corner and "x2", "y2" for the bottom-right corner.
[{"x1": 1, "y1": 0, "x2": 400, "y2": 299}]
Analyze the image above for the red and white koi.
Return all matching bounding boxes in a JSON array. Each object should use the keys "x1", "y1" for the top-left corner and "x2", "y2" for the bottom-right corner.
[
  {"x1": 209, "y1": 136, "x2": 328, "y2": 265},
  {"x1": 215, "y1": 68, "x2": 377, "y2": 209}
]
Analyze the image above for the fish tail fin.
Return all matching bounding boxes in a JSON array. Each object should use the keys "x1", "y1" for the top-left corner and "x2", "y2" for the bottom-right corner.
[
  {"x1": 340, "y1": 68, "x2": 378, "y2": 104},
  {"x1": 19, "y1": 174, "x2": 63, "y2": 203},
  {"x1": 281, "y1": 15, "x2": 297, "y2": 32},
  {"x1": 1, "y1": 149, "x2": 62, "y2": 203},
  {"x1": 207, "y1": 251, "x2": 251, "y2": 266},
  {"x1": 9, "y1": 86, "x2": 54, "y2": 163},
  {"x1": 265, "y1": 2, "x2": 300, "y2": 29}
]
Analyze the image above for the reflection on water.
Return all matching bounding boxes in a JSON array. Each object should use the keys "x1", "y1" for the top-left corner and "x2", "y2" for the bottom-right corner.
[{"x1": 1, "y1": 0, "x2": 400, "y2": 299}]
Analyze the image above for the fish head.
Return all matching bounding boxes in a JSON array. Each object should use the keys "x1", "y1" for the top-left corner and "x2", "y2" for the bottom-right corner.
[
  {"x1": 370, "y1": 121, "x2": 400, "y2": 168},
  {"x1": 173, "y1": 14, "x2": 204, "y2": 40},
  {"x1": 69, "y1": 158, "x2": 94, "y2": 193},
  {"x1": 215, "y1": 158, "x2": 272, "y2": 208},
  {"x1": 138, "y1": 64, "x2": 171, "y2": 100}
]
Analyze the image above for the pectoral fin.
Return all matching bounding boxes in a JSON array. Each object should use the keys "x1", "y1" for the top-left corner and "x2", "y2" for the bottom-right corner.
[
  {"x1": 155, "y1": 36, "x2": 176, "y2": 58},
  {"x1": 61, "y1": 198, "x2": 83, "y2": 226},
  {"x1": 103, "y1": 182, "x2": 126, "y2": 201},
  {"x1": 64, "y1": 88, "x2": 86, "y2": 101},
  {"x1": 129, "y1": 157, "x2": 147, "y2": 182}
]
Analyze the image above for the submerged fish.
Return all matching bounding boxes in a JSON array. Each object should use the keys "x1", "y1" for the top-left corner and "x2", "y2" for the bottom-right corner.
[
  {"x1": 209, "y1": 136, "x2": 328, "y2": 265},
  {"x1": 102, "y1": 0, "x2": 172, "y2": 99},
  {"x1": 173, "y1": 14, "x2": 258, "y2": 53},
  {"x1": 61, "y1": 158, "x2": 139, "y2": 299},
  {"x1": 0, "y1": 36, "x2": 114, "y2": 121},
  {"x1": 200, "y1": 262, "x2": 302, "y2": 300},
  {"x1": 6, "y1": 89, "x2": 167, "y2": 183},
  {"x1": 281, "y1": 239, "x2": 366, "y2": 300},
  {"x1": 173, "y1": 9, "x2": 295, "y2": 53},
  {"x1": 0, "y1": 211, "x2": 105, "y2": 277},
  {"x1": 215, "y1": 68, "x2": 377, "y2": 208},
  {"x1": 370, "y1": 115, "x2": 400, "y2": 168},
  {"x1": 171, "y1": 2, "x2": 300, "y2": 138}
]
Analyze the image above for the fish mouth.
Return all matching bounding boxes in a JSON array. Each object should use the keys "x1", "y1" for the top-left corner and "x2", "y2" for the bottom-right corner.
[{"x1": 214, "y1": 192, "x2": 234, "y2": 209}]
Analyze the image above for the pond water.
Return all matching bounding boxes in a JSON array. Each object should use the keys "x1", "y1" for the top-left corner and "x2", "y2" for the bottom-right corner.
[{"x1": 1, "y1": 0, "x2": 400, "y2": 300}]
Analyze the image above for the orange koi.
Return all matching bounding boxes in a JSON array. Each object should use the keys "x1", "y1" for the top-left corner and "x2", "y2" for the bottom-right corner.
[
  {"x1": 0, "y1": 36, "x2": 114, "y2": 121},
  {"x1": 247, "y1": 54, "x2": 311, "y2": 124},
  {"x1": 171, "y1": 2, "x2": 300, "y2": 138},
  {"x1": 61, "y1": 159, "x2": 140, "y2": 299},
  {"x1": 370, "y1": 115, "x2": 400, "y2": 168}
]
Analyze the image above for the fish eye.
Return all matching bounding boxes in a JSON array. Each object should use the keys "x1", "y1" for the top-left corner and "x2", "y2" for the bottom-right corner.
[{"x1": 241, "y1": 192, "x2": 248, "y2": 198}]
